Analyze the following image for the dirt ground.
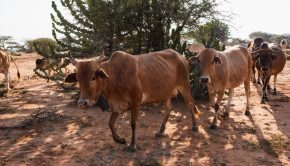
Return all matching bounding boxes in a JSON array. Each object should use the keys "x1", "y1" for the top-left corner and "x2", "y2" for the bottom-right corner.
[{"x1": 0, "y1": 52, "x2": 290, "y2": 166}]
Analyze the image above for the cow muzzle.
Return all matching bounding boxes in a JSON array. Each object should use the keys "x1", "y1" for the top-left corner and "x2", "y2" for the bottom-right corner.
[
  {"x1": 78, "y1": 99, "x2": 93, "y2": 109},
  {"x1": 200, "y1": 76, "x2": 211, "y2": 84},
  {"x1": 261, "y1": 66, "x2": 270, "y2": 72}
]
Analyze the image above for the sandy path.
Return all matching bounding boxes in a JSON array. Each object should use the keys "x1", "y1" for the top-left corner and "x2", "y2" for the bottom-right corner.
[{"x1": 0, "y1": 53, "x2": 289, "y2": 166}]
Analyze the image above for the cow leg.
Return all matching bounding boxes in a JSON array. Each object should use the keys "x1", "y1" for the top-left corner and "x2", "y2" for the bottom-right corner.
[
  {"x1": 4, "y1": 71, "x2": 10, "y2": 92},
  {"x1": 252, "y1": 63, "x2": 256, "y2": 83},
  {"x1": 257, "y1": 68, "x2": 261, "y2": 84},
  {"x1": 210, "y1": 91, "x2": 224, "y2": 129},
  {"x1": 273, "y1": 75, "x2": 277, "y2": 95},
  {"x1": 109, "y1": 112, "x2": 126, "y2": 144},
  {"x1": 266, "y1": 75, "x2": 271, "y2": 90},
  {"x1": 244, "y1": 80, "x2": 251, "y2": 116},
  {"x1": 47, "y1": 68, "x2": 51, "y2": 82},
  {"x1": 155, "y1": 99, "x2": 173, "y2": 137},
  {"x1": 261, "y1": 77, "x2": 271, "y2": 104},
  {"x1": 127, "y1": 104, "x2": 140, "y2": 152},
  {"x1": 179, "y1": 86, "x2": 199, "y2": 131},
  {"x1": 223, "y1": 89, "x2": 234, "y2": 118}
]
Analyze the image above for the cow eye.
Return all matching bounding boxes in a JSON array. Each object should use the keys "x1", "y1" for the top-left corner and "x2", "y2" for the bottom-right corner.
[{"x1": 92, "y1": 76, "x2": 96, "y2": 81}]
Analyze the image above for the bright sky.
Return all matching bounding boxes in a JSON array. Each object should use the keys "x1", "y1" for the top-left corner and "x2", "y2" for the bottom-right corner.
[{"x1": 0, "y1": 0, "x2": 289, "y2": 42}]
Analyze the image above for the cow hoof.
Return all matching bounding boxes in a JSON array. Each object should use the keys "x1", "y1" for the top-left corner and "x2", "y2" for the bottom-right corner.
[
  {"x1": 191, "y1": 126, "x2": 198, "y2": 131},
  {"x1": 273, "y1": 89, "x2": 277, "y2": 95},
  {"x1": 125, "y1": 145, "x2": 137, "y2": 152},
  {"x1": 257, "y1": 81, "x2": 261, "y2": 85},
  {"x1": 155, "y1": 132, "x2": 164, "y2": 138},
  {"x1": 260, "y1": 99, "x2": 266, "y2": 104},
  {"x1": 252, "y1": 80, "x2": 256, "y2": 84},
  {"x1": 244, "y1": 110, "x2": 251, "y2": 116},
  {"x1": 115, "y1": 137, "x2": 126, "y2": 144},
  {"x1": 209, "y1": 124, "x2": 217, "y2": 129},
  {"x1": 222, "y1": 112, "x2": 229, "y2": 118}
]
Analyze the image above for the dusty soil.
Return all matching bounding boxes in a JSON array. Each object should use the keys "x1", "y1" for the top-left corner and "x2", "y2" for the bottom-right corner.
[{"x1": 0, "y1": 53, "x2": 290, "y2": 166}]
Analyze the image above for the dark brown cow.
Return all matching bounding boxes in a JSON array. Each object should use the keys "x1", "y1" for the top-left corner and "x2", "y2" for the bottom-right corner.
[
  {"x1": 188, "y1": 46, "x2": 252, "y2": 129},
  {"x1": 0, "y1": 51, "x2": 20, "y2": 91},
  {"x1": 251, "y1": 42, "x2": 286, "y2": 103},
  {"x1": 248, "y1": 37, "x2": 264, "y2": 84},
  {"x1": 36, "y1": 58, "x2": 67, "y2": 82},
  {"x1": 64, "y1": 49, "x2": 200, "y2": 151}
]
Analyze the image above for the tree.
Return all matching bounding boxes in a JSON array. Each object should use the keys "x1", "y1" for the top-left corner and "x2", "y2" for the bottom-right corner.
[
  {"x1": 249, "y1": 31, "x2": 290, "y2": 43},
  {"x1": 26, "y1": 38, "x2": 59, "y2": 55},
  {"x1": 0, "y1": 36, "x2": 13, "y2": 50},
  {"x1": 186, "y1": 19, "x2": 230, "y2": 50},
  {"x1": 29, "y1": 38, "x2": 70, "y2": 86},
  {"x1": 51, "y1": 0, "x2": 220, "y2": 55}
]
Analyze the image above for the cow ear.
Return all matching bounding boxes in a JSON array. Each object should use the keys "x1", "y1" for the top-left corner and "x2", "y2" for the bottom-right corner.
[
  {"x1": 96, "y1": 69, "x2": 108, "y2": 79},
  {"x1": 188, "y1": 56, "x2": 199, "y2": 64},
  {"x1": 64, "y1": 73, "x2": 77, "y2": 83},
  {"x1": 213, "y1": 56, "x2": 222, "y2": 64},
  {"x1": 252, "y1": 54, "x2": 259, "y2": 60}
]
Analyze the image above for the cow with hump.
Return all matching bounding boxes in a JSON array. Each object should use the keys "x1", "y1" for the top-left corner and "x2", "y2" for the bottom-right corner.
[
  {"x1": 188, "y1": 46, "x2": 252, "y2": 129},
  {"x1": 64, "y1": 49, "x2": 200, "y2": 152},
  {"x1": 251, "y1": 42, "x2": 286, "y2": 104}
]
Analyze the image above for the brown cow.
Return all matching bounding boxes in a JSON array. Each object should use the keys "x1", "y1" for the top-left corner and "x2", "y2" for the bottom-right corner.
[
  {"x1": 0, "y1": 51, "x2": 20, "y2": 91},
  {"x1": 64, "y1": 49, "x2": 200, "y2": 151},
  {"x1": 188, "y1": 46, "x2": 252, "y2": 129},
  {"x1": 251, "y1": 42, "x2": 286, "y2": 103},
  {"x1": 36, "y1": 58, "x2": 67, "y2": 82}
]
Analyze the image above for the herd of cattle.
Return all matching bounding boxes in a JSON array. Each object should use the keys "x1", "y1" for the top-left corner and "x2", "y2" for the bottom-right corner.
[{"x1": 0, "y1": 38, "x2": 288, "y2": 151}]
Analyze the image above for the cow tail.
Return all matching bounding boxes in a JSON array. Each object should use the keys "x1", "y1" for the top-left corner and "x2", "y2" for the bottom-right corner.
[{"x1": 10, "y1": 56, "x2": 20, "y2": 79}]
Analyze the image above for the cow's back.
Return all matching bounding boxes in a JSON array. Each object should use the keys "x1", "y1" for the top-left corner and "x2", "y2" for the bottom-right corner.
[
  {"x1": 221, "y1": 46, "x2": 252, "y2": 88},
  {"x1": 100, "y1": 49, "x2": 189, "y2": 109},
  {"x1": 137, "y1": 49, "x2": 188, "y2": 103},
  {"x1": 269, "y1": 44, "x2": 286, "y2": 75}
]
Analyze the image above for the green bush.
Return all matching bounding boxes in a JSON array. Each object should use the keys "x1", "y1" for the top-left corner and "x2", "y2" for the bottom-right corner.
[{"x1": 26, "y1": 38, "x2": 59, "y2": 54}]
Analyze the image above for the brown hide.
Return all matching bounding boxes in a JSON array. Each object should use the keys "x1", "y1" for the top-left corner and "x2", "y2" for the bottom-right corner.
[
  {"x1": 197, "y1": 46, "x2": 251, "y2": 91},
  {"x1": 255, "y1": 43, "x2": 286, "y2": 103},
  {"x1": 268, "y1": 44, "x2": 286, "y2": 76},
  {"x1": 0, "y1": 51, "x2": 20, "y2": 91},
  {"x1": 65, "y1": 49, "x2": 199, "y2": 151},
  {"x1": 188, "y1": 46, "x2": 251, "y2": 129},
  {"x1": 100, "y1": 50, "x2": 191, "y2": 111}
]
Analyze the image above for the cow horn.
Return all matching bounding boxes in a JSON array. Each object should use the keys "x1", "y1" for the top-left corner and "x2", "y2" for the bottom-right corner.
[
  {"x1": 68, "y1": 51, "x2": 77, "y2": 66},
  {"x1": 250, "y1": 50, "x2": 259, "y2": 54},
  {"x1": 272, "y1": 50, "x2": 280, "y2": 53},
  {"x1": 97, "y1": 48, "x2": 105, "y2": 61}
]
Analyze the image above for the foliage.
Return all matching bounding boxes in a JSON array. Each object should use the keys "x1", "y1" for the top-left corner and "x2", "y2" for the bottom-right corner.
[
  {"x1": 49, "y1": 0, "x2": 227, "y2": 95},
  {"x1": 31, "y1": 38, "x2": 70, "y2": 87},
  {"x1": 0, "y1": 36, "x2": 13, "y2": 50},
  {"x1": 0, "y1": 35, "x2": 23, "y2": 52},
  {"x1": 51, "y1": 0, "x2": 220, "y2": 56},
  {"x1": 185, "y1": 19, "x2": 230, "y2": 50},
  {"x1": 26, "y1": 38, "x2": 59, "y2": 55},
  {"x1": 249, "y1": 31, "x2": 290, "y2": 44}
]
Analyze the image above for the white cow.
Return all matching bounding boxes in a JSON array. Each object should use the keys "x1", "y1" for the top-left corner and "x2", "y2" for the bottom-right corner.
[{"x1": 280, "y1": 39, "x2": 288, "y2": 50}]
